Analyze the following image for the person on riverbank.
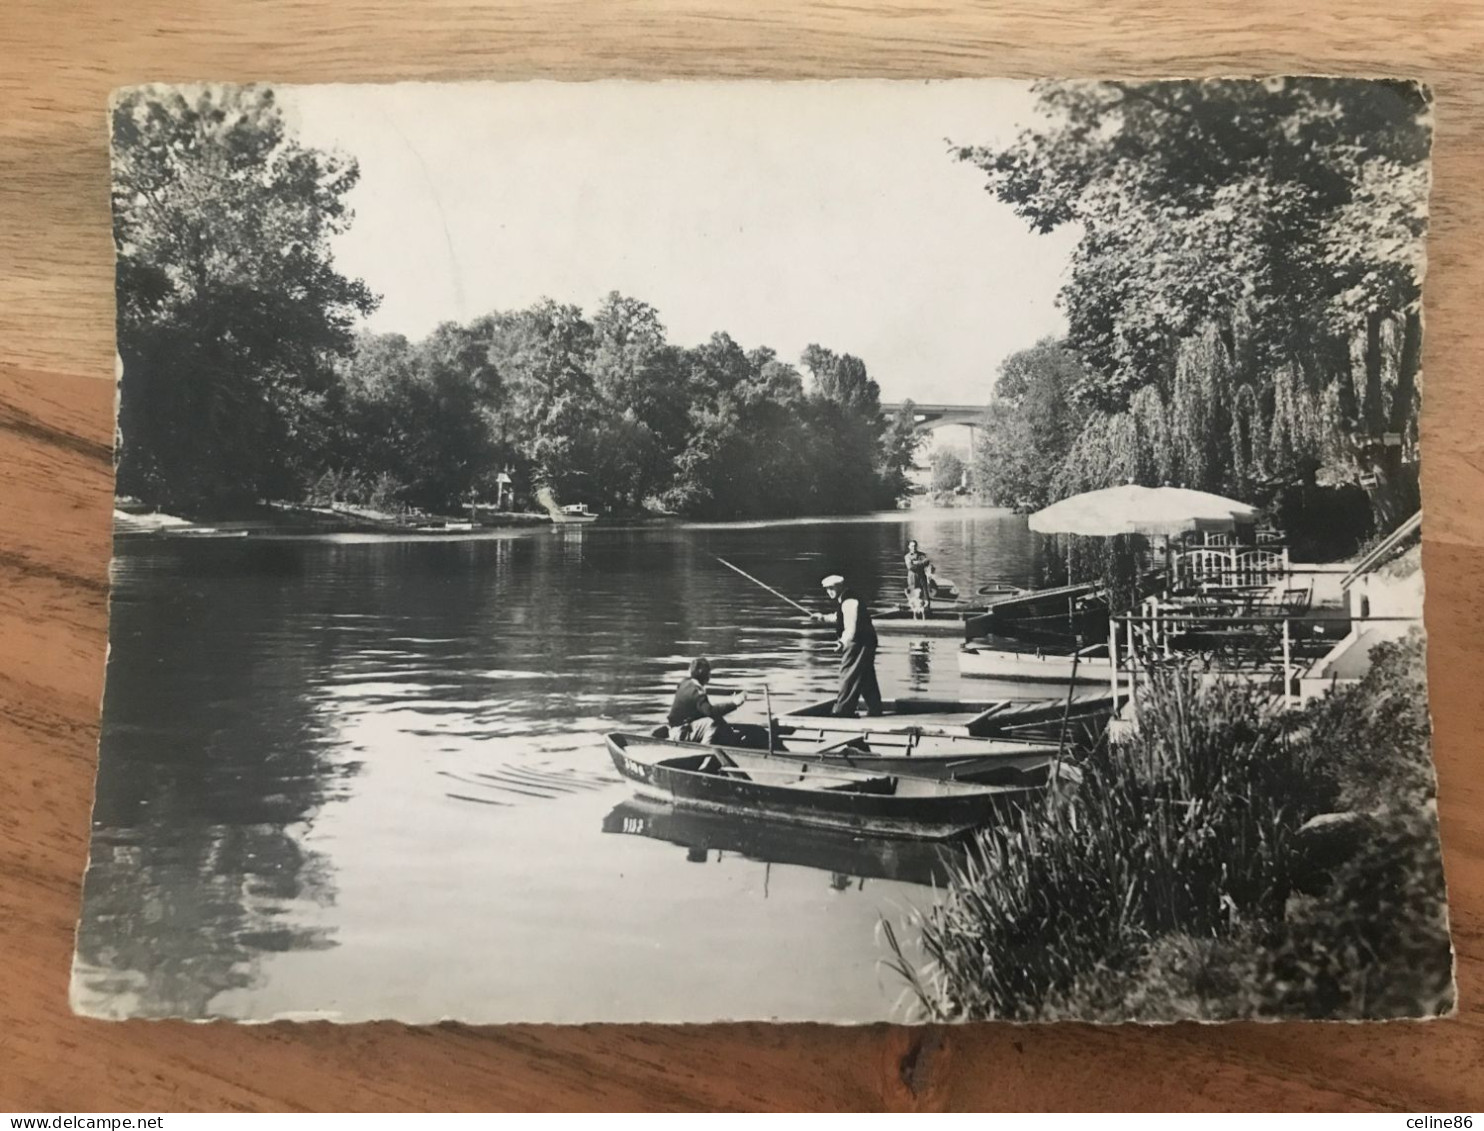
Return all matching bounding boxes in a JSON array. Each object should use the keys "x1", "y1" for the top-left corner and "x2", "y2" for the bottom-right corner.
[
  {"x1": 813, "y1": 574, "x2": 883, "y2": 717},
  {"x1": 904, "y1": 539, "x2": 934, "y2": 615},
  {"x1": 667, "y1": 657, "x2": 748, "y2": 744}
]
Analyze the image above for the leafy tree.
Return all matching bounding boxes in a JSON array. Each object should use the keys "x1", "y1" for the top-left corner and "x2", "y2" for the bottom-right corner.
[
  {"x1": 974, "y1": 338, "x2": 1091, "y2": 508},
  {"x1": 801, "y1": 344, "x2": 892, "y2": 512},
  {"x1": 112, "y1": 85, "x2": 377, "y2": 511},
  {"x1": 959, "y1": 79, "x2": 1431, "y2": 530},
  {"x1": 879, "y1": 401, "x2": 923, "y2": 504},
  {"x1": 112, "y1": 87, "x2": 916, "y2": 524},
  {"x1": 930, "y1": 448, "x2": 967, "y2": 495}
]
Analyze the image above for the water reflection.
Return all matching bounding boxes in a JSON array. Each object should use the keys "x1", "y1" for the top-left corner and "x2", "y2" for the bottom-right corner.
[
  {"x1": 75, "y1": 507, "x2": 1047, "y2": 1021},
  {"x1": 602, "y1": 798, "x2": 958, "y2": 890}
]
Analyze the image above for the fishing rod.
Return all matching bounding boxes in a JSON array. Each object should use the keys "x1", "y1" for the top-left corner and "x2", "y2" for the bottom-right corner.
[{"x1": 713, "y1": 555, "x2": 816, "y2": 617}]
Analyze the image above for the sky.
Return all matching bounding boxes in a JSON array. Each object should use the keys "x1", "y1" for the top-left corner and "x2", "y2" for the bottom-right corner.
[{"x1": 286, "y1": 81, "x2": 1079, "y2": 412}]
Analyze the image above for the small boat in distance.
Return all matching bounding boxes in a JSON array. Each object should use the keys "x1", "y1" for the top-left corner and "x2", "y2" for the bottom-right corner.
[
  {"x1": 553, "y1": 503, "x2": 599, "y2": 524},
  {"x1": 976, "y1": 581, "x2": 1027, "y2": 600},
  {"x1": 536, "y1": 486, "x2": 601, "y2": 524},
  {"x1": 870, "y1": 605, "x2": 981, "y2": 636},
  {"x1": 414, "y1": 520, "x2": 477, "y2": 532},
  {"x1": 605, "y1": 733, "x2": 1069, "y2": 840}
]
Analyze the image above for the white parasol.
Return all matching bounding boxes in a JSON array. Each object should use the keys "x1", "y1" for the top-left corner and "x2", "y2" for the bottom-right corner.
[{"x1": 1029, "y1": 485, "x2": 1259, "y2": 539}]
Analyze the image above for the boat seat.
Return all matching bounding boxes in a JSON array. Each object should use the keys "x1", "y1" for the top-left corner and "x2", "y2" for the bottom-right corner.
[
  {"x1": 819, "y1": 776, "x2": 896, "y2": 795},
  {"x1": 812, "y1": 737, "x2": 871, "y2": 756}
]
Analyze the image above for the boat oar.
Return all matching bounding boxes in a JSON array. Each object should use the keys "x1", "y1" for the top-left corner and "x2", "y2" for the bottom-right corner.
[{"x1": 713, "y1": 555, "x2": 815, "y2": 618}]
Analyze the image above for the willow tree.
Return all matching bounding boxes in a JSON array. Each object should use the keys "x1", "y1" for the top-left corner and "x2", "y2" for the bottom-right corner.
[{"x1": 960, "y1": 78, "x2": 1431, "y2": 530}]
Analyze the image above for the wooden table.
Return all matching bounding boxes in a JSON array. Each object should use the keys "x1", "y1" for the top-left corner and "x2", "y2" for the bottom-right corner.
[{"x1": 3, "y1": 0, "x2": 1482, "y2": 1112}]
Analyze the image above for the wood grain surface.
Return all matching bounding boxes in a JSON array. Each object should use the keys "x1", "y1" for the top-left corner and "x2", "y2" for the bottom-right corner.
[{"x1": 3, "y1": 0, "x2": 1482, "y2": 1112}]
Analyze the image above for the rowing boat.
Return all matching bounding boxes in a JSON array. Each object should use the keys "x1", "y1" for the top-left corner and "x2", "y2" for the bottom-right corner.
[
  {"x1": 702, "y1": 721, "x2": 1065, "y2": 781},
  {"x1": 869, "y1": 605, "x2": 981, "y2": 636},
  {"x1": 605, "y1": 732, "x2": 1064, "y2": 839},
  {"x1": 775, "y1": 693, "x2": 1116, "y2": 739},
  {"x1": 958, "y1": 641, "x2": 1113, "y2": 683}
]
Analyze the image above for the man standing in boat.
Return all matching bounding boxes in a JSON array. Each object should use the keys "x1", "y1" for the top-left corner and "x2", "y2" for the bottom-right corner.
[
  {"x1": 904, "y1": 539, "x2": 934, "y2": 614},
  {"x1": 813, "y1": 574, "x2": 884, "y2": 717},
  {"x1": 667, "y1": 657, "x2": 748, "y2": 744}
]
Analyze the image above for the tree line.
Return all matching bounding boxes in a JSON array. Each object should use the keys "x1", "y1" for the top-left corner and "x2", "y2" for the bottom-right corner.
[
  {"x1": 111, "y1": 86, "x2": 919, "y2": 521},
  {"x1": 968, "y1": 79, "x2": 1430, "y2": 543}
]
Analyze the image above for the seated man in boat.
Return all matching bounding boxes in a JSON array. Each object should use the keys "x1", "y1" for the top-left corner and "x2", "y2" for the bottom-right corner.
[
  {"x1": 812, "y1": 574, "x2": 884, "y2": 717},
  {"x1": 667, "y1": 657, "x2": 748, "y2": 744}
]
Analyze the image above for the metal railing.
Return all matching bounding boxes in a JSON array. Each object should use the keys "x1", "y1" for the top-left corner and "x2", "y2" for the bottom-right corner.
[
  {"x1": 1108, "y1": 610, "x2": 1421, "y2": 712},
  {"x1": 1341, "y1": 511, "x2": 1423, "y2": 590}
]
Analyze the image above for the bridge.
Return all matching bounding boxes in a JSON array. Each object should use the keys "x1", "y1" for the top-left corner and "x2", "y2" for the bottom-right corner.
[{"x1": 880, "y1": 401, "x2": 987, "y2": 434}]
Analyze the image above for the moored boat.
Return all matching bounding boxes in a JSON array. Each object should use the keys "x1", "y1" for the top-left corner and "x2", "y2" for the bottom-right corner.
[
  {"x1": 775, "y1": 692, "x2": 1116, "y2": 739},
  {"x1": 964, "y1": 581, "x2": 1109, "y2": 643},
  {"x1": 958, "y1": 641, "x2": 1113, "y2": 684},
  {"x1": 869, "y1": 605, "x2": 981, "y2": 636},
  {"x1": 605, "y1": 732, "x2": 1065, "y2": 840},
  {"x1": 551, "y1": 504, "x2": 599, "y2": 524},
  {"x1": 708, "y1": 721, "x2": 1063, "y2": 780}
]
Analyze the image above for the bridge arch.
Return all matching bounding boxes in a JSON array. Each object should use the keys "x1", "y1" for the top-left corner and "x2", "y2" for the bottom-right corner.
[{"x1": 881, "y1": 402, "x2": 987, "y2": 435}]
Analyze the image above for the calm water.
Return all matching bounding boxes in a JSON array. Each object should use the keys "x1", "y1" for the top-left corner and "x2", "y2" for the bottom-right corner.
[{"x1": 73, "y1": 507, "x2": 1053, "y2": 1023}]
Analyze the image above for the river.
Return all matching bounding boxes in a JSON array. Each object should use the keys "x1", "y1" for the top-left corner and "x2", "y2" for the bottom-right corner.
[{"x1": 72, "y1": 506, "x2": 1055, "y2": 1023}]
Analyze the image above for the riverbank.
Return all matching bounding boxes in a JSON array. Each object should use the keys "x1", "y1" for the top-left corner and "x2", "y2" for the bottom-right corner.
[
  {"x1": 113, "y1": 501, "x2": 552, "y2": 537},
  {"x1": 886, "y1": 630, "x2": 1451, "y2": 1022}
]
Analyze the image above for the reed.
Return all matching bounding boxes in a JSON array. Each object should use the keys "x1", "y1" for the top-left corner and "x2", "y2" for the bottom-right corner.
[{"x1": 885, "y1": 634, "x2": 1451, "y2": 1021}]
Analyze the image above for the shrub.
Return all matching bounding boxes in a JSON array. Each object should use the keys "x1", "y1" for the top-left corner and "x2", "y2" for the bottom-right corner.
[{"x1": 885, "y1": 633, "x2": 1452, "y2": 1021}]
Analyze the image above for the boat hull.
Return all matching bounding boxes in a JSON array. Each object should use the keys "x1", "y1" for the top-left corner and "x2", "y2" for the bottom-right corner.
[
  {"x1": 958, "y1": 644, "x2": 1112, "y2": 684},
  {"x1": 870, "y1": 607, "x2": 979, "y2": 636},
  {"x1": 605, "y1": 734, "x2": 1051, "y2": 840},
  {"x1": 776, "y1": 694, "x2": 1115, "y2": 739}
]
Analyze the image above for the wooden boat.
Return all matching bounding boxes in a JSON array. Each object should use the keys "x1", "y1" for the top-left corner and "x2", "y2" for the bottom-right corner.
[
  {"x1": 965, "y1": 582, "x2": 1109, "y2": 643},
  {"x1": 708, "y1": 721, "x2": 1062, "y2": 781},
  {"x1": 870, "y1": 605, "x2": 981, "y2": 636},
  {"x1": 775, "y1": 692, "x2": 1116, "y2": 739},
  {"x1": 958, "y1": 641, "x2": 1113, "y2": 684},
  {"x1": 414, "y1": 520, "x2": 476, "y2": 532},
  {"x1": 601, "y1": 797, "x2": 959, "y2": 887},
  {"x1": 976, "y1": 582, "x2": 1027, "y2": 599},
  {"x1": 605, "y1": 732, "x2": 1065, "y2": 840},
  {"x1": 170, "y1": 527, "x2": 250, "y2": 539},
  {"x1": 783, "y1": 735, "x2": 1067, "y2": 785},
  {"x1": 551, "y1": 504, "x2": 599, "y2": 525}
]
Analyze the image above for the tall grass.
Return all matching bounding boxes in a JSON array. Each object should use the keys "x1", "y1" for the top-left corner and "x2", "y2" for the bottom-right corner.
[{"x1": 885, "y1": 633, "x2": 1453, "y2": 1021}]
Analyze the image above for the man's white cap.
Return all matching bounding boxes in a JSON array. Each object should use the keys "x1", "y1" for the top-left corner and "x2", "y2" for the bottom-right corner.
[{"x1": 820, "y1": 574, "x2": 845, "y2": 588}]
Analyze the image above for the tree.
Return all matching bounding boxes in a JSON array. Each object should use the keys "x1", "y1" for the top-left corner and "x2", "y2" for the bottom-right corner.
[
  {"x1": 931, "y1": 448, "x2": 967, "y2": 496},
  {"x1": 482, "y1": 299, "x2": 604, "y2": 503},
  {"x1": 879, "y1": 401, "x2": 924, "y2": 504},
  {"x1": 112, "y1": 85, "x2": 377, "y2": 511},
  {"x1": 959, "y1": 79, "x2": 1431, "y2": 529},
  {"x1": 800, "y1": 344, "x2": 894, "y2": 512},
  {"x1": 974, "y1": 338, "x2": 1091, "y2": 509}
]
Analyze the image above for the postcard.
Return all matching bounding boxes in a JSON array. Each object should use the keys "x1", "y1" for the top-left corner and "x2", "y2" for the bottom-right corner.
[{"x1": 74, "y1": 78, "x2": 1451, "y2": 1023}]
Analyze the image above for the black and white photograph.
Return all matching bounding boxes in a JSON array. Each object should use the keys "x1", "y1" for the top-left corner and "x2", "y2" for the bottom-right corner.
[{"x1": 73, "y1": 77, "x2": 1452, "y2": 1024}]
